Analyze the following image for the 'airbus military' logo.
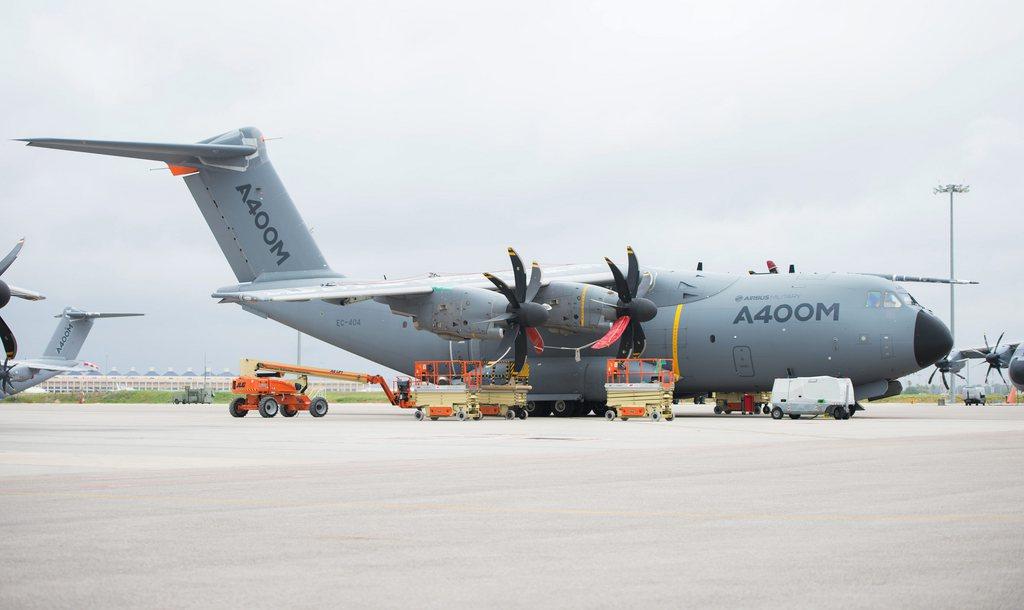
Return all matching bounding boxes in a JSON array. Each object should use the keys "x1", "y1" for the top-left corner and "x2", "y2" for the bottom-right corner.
[{"x1": 733, "y1": 303, "x2": 839, "y2": 324}]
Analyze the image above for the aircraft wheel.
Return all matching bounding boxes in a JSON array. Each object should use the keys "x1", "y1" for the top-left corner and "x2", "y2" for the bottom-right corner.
[
  {"x1": 771, "y1": 407, "x2": 783, "y2": 420},
  {"x1": 552, "y1": 400, "x2": 572, "y2": 418},
  {"x1": 505, "y1": 410, "x2": 516, "y2": 420},
  {"x1": 281, "y1": 407, "x2": 297, "y2": 417},
  {"x1": 309, "y1": 397, "x2": 328, "y2": 418},
  {"x1": 229, "y1": 398, "x2": 247, "y2": 418},
  {"x1": 258, "y1": 396, "x2": 279, "y2": 418},
  {"x1": 173, "y1": 399, "x2": 180, "y2": 404},
  {"x1": 414, "y1": 409, "x2": 425, "y2": 421},
  {"x1": 762, "y1": 405, "x2": 771, "y2": 415},
  {"x1": 788, "y1": 414, "x2": 801, "y2": 420}
]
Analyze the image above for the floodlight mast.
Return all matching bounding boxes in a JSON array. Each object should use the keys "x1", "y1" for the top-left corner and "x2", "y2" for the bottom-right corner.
[{"x1": 934, "y1": 183, "x2": 969, "y2": 404}]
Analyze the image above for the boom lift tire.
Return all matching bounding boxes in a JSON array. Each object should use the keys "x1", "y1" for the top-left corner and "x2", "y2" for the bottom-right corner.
[
  {"x1": 281, "y1": 407, "x2": 298, "y2": 417},
  {"x1": 309, "y1": 397, "x2": 328, "y2": 418},
  {"x1": 516, "y1": 408, "x2": 528, "y2": 420},
  {"x1": 229, "y1": 398, "x2": 248, "y2": 418},
  {"x1": 414, "y1": 409, "x2": 425, "y2": 421},
  {"x1": 258, "y1": 396, "x2": 279, "y2": 418},
  {"x1": 605, "y1": 410, "x2": 616, "y2": 420}
]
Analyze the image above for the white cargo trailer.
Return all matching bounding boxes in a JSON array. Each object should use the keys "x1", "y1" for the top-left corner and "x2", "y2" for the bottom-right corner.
[{"x1": 770, "y1": 376, "x2": 855, "y2": 420}]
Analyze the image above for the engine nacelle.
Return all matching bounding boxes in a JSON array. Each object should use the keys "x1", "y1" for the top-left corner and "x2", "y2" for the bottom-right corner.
[
  {"x1": 8, "y1": 365, "x2": 35, "y2": 383},
  {"x1": 385, "y1": 287, "x2": 506, "y2": 342},
  {"x1": 537, "y1": 281, "x2": 617, "y2": 335}
]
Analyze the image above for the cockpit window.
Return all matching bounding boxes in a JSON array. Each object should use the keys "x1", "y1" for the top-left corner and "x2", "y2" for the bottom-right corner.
[
  {"x1": 883, "y1": 291, "x2": 902, "y2": 308},
  {"x1": 866, "y1": 291, "x2": 882, "y2": 308},
  {"x1": 899, "y1": 292, "x2": 916, "y2": 306}
]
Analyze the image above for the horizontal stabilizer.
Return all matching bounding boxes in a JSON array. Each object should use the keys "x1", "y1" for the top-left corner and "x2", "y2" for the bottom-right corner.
[
  {"x1": 17, "y1": 137, "x2": 257, "y2": 170},
  {"x1": 862, "y1": 273, "x2": 978, "y2": 285},
  {"x1": 56, "y1": 310, "x2": 144, "y2": 320}
]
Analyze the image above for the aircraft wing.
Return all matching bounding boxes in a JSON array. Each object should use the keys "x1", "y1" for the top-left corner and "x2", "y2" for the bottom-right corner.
[
  {"x1": 212, "y1": 264, "x2": 615, "y2": 303},
  {"x1": 12, "y1": 359, "x2": 96, "y2": 373},
  {"x1": 957, "y1": 342, "x2": 1022, "y2": 359},
  {"x1": 7, "y1": 285, "x2": 46, "y2": 301},
  {"x1": 861, "y1": 273, "x2": 978, "y2": 285}
]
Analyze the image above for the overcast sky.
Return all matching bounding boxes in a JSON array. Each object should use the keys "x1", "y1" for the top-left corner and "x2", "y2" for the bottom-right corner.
[{"x1": 1, "y1": 1, "x2": 1021, "y2": 384}]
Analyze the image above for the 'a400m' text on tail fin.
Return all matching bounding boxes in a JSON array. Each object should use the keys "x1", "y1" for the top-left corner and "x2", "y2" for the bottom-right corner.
[{"x1": 19, "y1": 127, "x2": 336, "y2": 282}]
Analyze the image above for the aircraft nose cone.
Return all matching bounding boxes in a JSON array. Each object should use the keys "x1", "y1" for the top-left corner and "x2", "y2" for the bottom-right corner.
[
  {"x1": 1009, "y1": 359, "x2": 1024, "y2": 388},
  {"x1": 914, "y1": 310, "x2": 953, "y2": 368}
]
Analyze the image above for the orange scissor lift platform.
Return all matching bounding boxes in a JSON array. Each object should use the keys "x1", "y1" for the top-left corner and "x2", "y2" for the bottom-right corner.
[
  {"x1": 407, "y1": 360, "x2": 532, "y2": 421},
  {"x1": 604, "y1": 358, "x2": 676, "y2": 421}
]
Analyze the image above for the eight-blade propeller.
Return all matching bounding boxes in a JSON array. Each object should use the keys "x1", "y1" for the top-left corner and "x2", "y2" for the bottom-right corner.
[
  {"x1": 983, "y1": 332, "x2": 1012, "y2": 384},
  {"x1": 0, "y1": 240, "x2": 23, "y2": 395},
  {"x1": 929, "y1": 356, "x2": 965, "y2": 390},
  {"x1": 483, "y1": 248, "x2": 550, "y2": 373},
  {"x1": 591, "y1": 246, "x2": 657, "y2": 358}
]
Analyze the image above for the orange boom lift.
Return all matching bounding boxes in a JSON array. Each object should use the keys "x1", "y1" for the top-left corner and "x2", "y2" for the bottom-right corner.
[{"x1": 229, "y1": 358, "x2": 412, "y2": 418}]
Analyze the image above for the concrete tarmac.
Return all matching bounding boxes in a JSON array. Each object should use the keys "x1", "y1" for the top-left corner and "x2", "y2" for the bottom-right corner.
[{"x1": 1, "y1": 402, "x2": 1023, "y2": 608}]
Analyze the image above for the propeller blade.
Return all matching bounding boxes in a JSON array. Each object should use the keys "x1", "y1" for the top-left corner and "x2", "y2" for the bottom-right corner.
[
  {"x1": 617, "y1": 321, "x2": 636, "y2": 358},
  {"x1": 0, "y1": 314, "x2": 16, "y2": 360},
  {"x1": 507, "y1": 247, "x2": 527, "y2": 303},
  {"x1": 986, "y1": 365, "x2": 993, "y2": 383},
  {"x1": 514, "y1": 328, "x2": 528, "y2": 373},
  {"x1": 626, "y1": 246, "x2": 640, "y2": 296},
  {"x1": 994, "y1": 331, "x2": 1005, "y2": 354},
  {"x1": 0, "y1": 239, "x2": 24, "y2": 277},
  {"x1": 525, "y1": 326, "x2": 544, "y2": 354},
  {"x1": 483, "y1": 273, "x2": 519, "y2": 307},
  {"x1": 630, "y1": 320, "x2": 646, "y2": 356},
  {"x1": 474, "y1": 312, "x2": 514, "y2": 325},
  {"x1": 524, "y1": 261, "x2": 542, "y2": 302},
  {"x1": 592, "y1": 316, "x2": 631, "y2": 350},
  {"x1": 605, "y1": 258, "x2": 631, "y2": 303},
  {"x1": 928, "y1": 368, "x2": 937, "y2": 384},
  {"x1": 984, "y1": 334, "x2": 991, "y2": 351},
  {"x1": 491, "y1": 324, "x2": 519, "y2": 363},
  {"x1": 941, "y1": 372, "x2": 949, "y2": 390},
  {"x1": 997, "y1": 367, "x2": 1007, "y2": 384},
  {"x1": 955, "y1": 373, "x2": 966, "y2": 381}
]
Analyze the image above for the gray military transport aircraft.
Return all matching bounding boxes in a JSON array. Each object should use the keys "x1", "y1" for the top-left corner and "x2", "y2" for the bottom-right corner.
[
  {"x1": 0, "y1": 307, "x2": 143, "y2": 399},
  {"x1": 20, "y1": 127, "x2": 961, "y2": 415}
]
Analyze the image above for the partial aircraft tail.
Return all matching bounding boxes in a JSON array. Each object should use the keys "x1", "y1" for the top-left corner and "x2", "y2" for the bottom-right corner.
[
  {"x1": 42, "y1": 307, "x2": 143, "y2": 360},
  {"x1": 19, "y1": 128, "x2": 337, "y2": 283}
]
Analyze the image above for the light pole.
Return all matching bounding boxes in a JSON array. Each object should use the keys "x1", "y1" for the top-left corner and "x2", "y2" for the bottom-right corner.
[{"x1": 934, "y1": 183, "x2": 969, "y2": 404}]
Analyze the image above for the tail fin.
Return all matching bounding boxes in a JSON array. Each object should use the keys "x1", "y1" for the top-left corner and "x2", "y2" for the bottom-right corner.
[
  {"x1": 42, "y1": 307, "x2": 143, "y2": 360},
  {"x1": 19, "y1": 128, "x2": 336, "y2": 283}
]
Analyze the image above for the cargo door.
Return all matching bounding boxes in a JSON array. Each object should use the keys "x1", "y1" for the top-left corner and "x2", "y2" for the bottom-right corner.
[{"x1": 733, "y1": 346, "x2": 755, "y2": 377}]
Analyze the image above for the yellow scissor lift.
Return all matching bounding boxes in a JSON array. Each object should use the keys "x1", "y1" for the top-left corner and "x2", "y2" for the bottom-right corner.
[
  {"x1": 604, "y1": 358, "x2": 676, "y2": 421},
  {"x1": 409, "y1": 360, "x2": 531, "y2": 421}
]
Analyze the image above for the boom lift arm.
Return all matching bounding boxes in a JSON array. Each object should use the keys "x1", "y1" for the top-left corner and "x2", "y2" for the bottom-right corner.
[{"x1": 239, "y1": 358, "x2": 400, "y2": 405}]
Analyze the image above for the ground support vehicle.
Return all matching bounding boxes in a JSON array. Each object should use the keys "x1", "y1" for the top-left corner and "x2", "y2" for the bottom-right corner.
[
  {"x1": 603, "y1": 358, "x2": 676, "y2": 421},
  {"x1": 963, "y1": 386, "x2": 986, "y2": 405},
  {"x1": 474, "y1": 361, "x2": 532, "y2": 419},
  {"x1": 172, "y1": 387, "x2": 213, "y2": 404},
  {"x1": 229, "y1": 358, "x2": 405, "y2": 418},
  {"x1": 712, "y1": 391, "x2": 771, "y2": 415},
  {"x1": 770, "y1": 376, "x2": 855, "y2": 420},
  {"x1": 409, "y1": 360, "x2": 484, "y2": 421}
]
